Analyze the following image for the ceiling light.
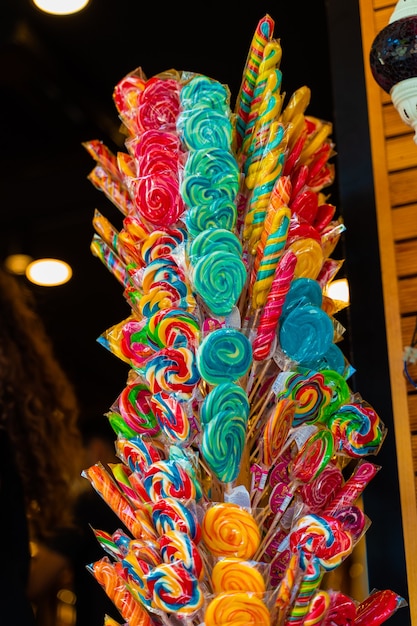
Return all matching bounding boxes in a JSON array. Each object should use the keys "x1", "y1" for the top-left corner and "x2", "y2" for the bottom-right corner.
[
  {"x1": 32, "y1": 0, "x2": 90, "y2": 15},
  {"x1": 324, "y1": 278, "x2": 350, "y2": 305},
  {"x1": 25, "y1": 258, "x2": 73, "y2": 286}
]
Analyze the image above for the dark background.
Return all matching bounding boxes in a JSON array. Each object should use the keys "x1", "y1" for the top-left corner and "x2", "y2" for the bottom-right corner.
[{"x1": 0, "y1": 1, "x2": 410, "y2": 623}]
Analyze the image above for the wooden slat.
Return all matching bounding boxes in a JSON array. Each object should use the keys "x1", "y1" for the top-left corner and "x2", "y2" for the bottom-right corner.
[
  {"x1": 399, "y1": 277, "x2": 417, "y2": 315},
  {"x1": 395, "y1": 240, "x2": 417, "y2": 277},
  {"x1": 383, "y1": 103, "x2": 414, "y2": 138},
  {"x1": 409, "y1": 394, "x2": 417, "y2": 431},
  {"x1": 392, "y1": 205, "x2": 417, "y2": 241},
  {"x1": 389, "y1": 169, "x2": 417, "y2": 206},
  {"x1": 374, "y1": 6, "x2": 393, "y2": 32},
  {"x1": 387, "y1": 135, "x2": 417, "y2": 171},
  {"x1": 401, "y1": 315, "x2": 417, "y2": 344},
  {"x1": 373, "y1": 0, "x2": 395, "y2": 9}
]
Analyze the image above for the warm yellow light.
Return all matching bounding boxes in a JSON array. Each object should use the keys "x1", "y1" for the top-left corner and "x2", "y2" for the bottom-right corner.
[
  {"x1": 25, "y1": 258, "x2": 73, "y2": 286},
  {"x1": 32, "y1": 0, "x2": 90, "y2": 15},
  {"x1": 4, "y1": 254, "x2": 34, "y2": 275},
  {"x1": 324, "y1": 278, "x2": 350, "y2": 304}
]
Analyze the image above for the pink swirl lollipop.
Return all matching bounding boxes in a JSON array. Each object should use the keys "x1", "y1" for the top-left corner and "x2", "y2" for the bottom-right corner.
[
  {"x1": 118, "y1": 381, "x2": 160, "y2": 436},
  {"x1": 252, "y1": 250, "x2": 297, "y2": 361},
  {"x1": 144, "y1": 346, "x2": 201, "y2": 399},
  {"x1": 133, "y1": 172, "x2": 185, "y2": 227},
  {"x1": 113, "y1": 67, "x2": 146, "y2": 134},
  {"x1": 151, "y1": 497, "x2": 201, "y2": 542},
  {"x1": 119, "y1": 317, "x2": 155, "y2": 368},
  {"x1": 142, "y1": 459, "x2": 196, "y2": 502},
  {"x1": 158, "y1": 529, "x2": 204, "y2": 581},
  {"x1": 136, "y1": 76, "x2": 181, "y2": 132},
  {"x1": 146, "y1": 561, "x2": 204, "y2": 616},
  {"x1": 299, "y1": 461, "x2": 344, "y2": 514},
  {"x1": 150, "y1": 391, "x2": 192, "y2": 445},
  {"x1": 331, "y1": 504, "x2": 367, "y2": 541}
]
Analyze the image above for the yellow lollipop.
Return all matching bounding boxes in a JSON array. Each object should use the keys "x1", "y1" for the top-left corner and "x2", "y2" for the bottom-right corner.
[
  {"x1": 205, "y1": 591, "x2": 271, "y2": 626},
  {"x1": 287, "y1": 237, "x2": 324, "y2": 280},
  {"x1": 211, "y1": 558, "x2": 266, "y2": 593}
]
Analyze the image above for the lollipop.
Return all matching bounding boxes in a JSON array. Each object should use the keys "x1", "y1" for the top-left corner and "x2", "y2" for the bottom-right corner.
[
  {"x1": 142, "y1": 459, "x2": 196, "y2": 502},
  {"x1": 354, "y1": 589, "x2": 404, "y2": 625},
  {"x1": 115, "y1": 435, "x2": 164, "y2": 474},
  {"x1": 145, "y1": 307, "x2": 201, "y2": 351},
  {"x1": 144, "y1": 346, "x2": 201, "y2": 398},
  {"x1": 118, "y1": 381, "x2": 160, "y2": 436},
  {"x1": 211, "y1": 558, "x2": 266, "y2": 593},
  {"x1": 158, "y1": 529, "x2": 204, "y2": 581},
  {"x1": 185, "y1": 197, "x2": 237, "y2": 237},
  {"x1": 180, "y1": 74, "x2": 230, "y2": 112},
  {"x1": 204, "y1": 591, "x2": 271, "y2": 626},
  {"x1": 151, "y1": 497, "x2": 201, "y2": 542},
  {"x1": 177, "y1": 107, "x2": 233, "y2": 151},
  {"x1": 202, "y1": 412, "x2": 247, "y2": 484},
  {"x1": 197, "y1": 328, "x2": 253, "y2": 385},
  {"x1": 150, "y1": 391, "x2": 192, "y2": 445},
  {"x1": 304, "y1": 589, "x2": 331, "y2": 625},
  {"x1": 146, "y1": 561, "x2": 204, "y2": 615},
  {"x1": 202, "y1": 502, "x2": 260, "y2": 559},
  {"x1": 286, "y1": 558, "x2": 324, "y2": 626},
  {"x1": 326, "y1": 401, "x2": 386, "y2": 457},
  {"x1": 192, "y1": 250, "x2": 247, "y2": 317},
  {"x1": 279, "y1": 303, "x2": 334, "y2": 366},
  {"x1": 323, "y1": 460, "x2": 380, "y2": 516},
  {"x1": 200, "y1": 382, "x2": 250, "y2": 426},
  {"x1": 299, "y1": 461, "x2": 344, "y2": 514},
  {"x1": 188, "y1": 227, "x2": 243, "y2": 261},
  {"x1": 135, "y1": 75, "x2": 181, "y2": 132}
]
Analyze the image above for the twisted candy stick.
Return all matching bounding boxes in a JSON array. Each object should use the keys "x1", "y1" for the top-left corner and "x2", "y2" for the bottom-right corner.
[
  {"x1": 323, "y1": 459, "x2": 380, "y2": 516},
  {"x1": 252, "y1": 250, "x2": 297, "y2": 361},
  {"x1": 354, "y1": 589, "x2": 405, "y2": 625},
  {"x1": 234, "y1": 14, "x2": 275, "y2": 148},
  {"x1": 285, "y1": 558, "x2": 324, "y2": 626},
  {"x1": 90, "y1": 235, "x2": 130, "y2": 287},
  {"x1": 89, "y1": 557, "x2": 152, "y2": 626}
]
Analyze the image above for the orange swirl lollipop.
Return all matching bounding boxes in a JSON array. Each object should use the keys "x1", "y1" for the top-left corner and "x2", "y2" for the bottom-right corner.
[
  {"x1": 286, "y1": 236, "x2": 324, "y2": 280},
  {"x1": 202, "y1": 502, "x2": 260, "y2": 559},
  {"x1": 211, "y1": 558, "x2": 266, "y2": 593},
  {"x1": 205, "y1": 591, "x2": 271, "y2": 626}
]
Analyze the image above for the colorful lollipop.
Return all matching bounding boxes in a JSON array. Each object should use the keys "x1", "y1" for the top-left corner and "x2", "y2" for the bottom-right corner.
[{"x1": 197, "y1": 328, "x2": 253, "y2": 385}]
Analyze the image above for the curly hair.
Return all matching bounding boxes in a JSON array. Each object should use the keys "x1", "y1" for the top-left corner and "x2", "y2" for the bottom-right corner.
[{"x1": 0, "y1": 267, "x2": 83, "y2": 543}]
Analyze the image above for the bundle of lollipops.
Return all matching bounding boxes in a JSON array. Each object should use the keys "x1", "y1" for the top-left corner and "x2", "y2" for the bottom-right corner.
[{"x1": 82, "y1": 13, "x2": 406, "y2": 626}]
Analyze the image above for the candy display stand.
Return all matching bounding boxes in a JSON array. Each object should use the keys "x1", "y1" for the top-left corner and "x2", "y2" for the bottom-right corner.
[{"x1": 81, "y1": 13, "x2": 407, "y2": 625}]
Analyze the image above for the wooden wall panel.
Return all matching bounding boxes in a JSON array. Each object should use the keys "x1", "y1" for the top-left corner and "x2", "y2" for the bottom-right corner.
[{"x1": 359, "y1": 0, "x2": 417, "y2": 621}]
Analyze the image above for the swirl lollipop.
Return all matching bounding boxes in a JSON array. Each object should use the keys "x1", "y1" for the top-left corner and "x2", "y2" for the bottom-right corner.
[
  {"x1": 146, "y1": 307, "x2": 201, "y2": 351},
  {"x1": 202, "y1": 412, "x2": 247, "y2": 484},
  {"x1": 142, "y1": 459, "x2": 196, "y2": 502},
  {"x1": 204, "y1": 591, "x2": 271, "y2": 626},
  {"x1": 146, "y1": 561, "x2": 204, "y2": 616},
  {"x1": 180, "y1": 74, "x2": 230, "y2": 112},
  {"x1": 326, "y1": 401, "x2": 386, "y2": 458},
  {"x1": 197, "y1": 328, "x2": 253, "y2": 385},
  {"x1": 200, "y1": 382, "x2": 250, "y2": 426},
  {"x1": 150, "y1": 391, "x2": 192, "y2": 445},
  {"x1": 189, "y1": 227, "x2": 243, "y2": 261},
  {"x1": 323, "y1": 459, "x2": 380, "y2": 516},
  {"x1": 211, "y1": 558, "x2": 266, "y2": 593},
  {"x1": 118, "y1": 381, "x2": 160, "y2": 436},
  {"x1": 158, "y1": 529, "x2": 204, "y2": 581},
  {"x1": 177, "y1": 107, "x2": 233, "y2": 151},
  {"x1": 136, "y1": 75, "x2": 181, "y2": 132},
  {"x1": 202, "y1": 502, "x2": 260, "y2": 559},
  {"x1": 279, "y1": 303, "x2": 334, "y2": 366},
  {"x1": 192, "y1": 250, "x2": 247, "y2": 317},
  {"x1": 115, "y1": 435, "x2": 164, "y2": 474},
  {"x1": 299, "y1": 461, "x2": 344, "y2": 514},
  {"x1": 145, "y1": 346, "x2": 201, "y2": 399},
  {"x1": 185, "y1": 197, "x2": 237, "y2": 237},
  {"x1": 152, "y1": 497, "x2": 201, "y2": 542}
]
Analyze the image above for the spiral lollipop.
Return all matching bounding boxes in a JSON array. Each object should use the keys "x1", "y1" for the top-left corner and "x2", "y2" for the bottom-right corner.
[
  {"x1": 323, "y1": 459, "x2": 380, "y2": 516},
  {"x1": 326, "y1": 401, "x2": 386, "y2": 458},
  {"x1": 146, "y1": 307, "x2": 201, "y2": 351},
  {"x1": 202, "y1": 411, "x2": 247, "y2": 484},
  {"x1": 142, "y1": 459, "x2": 196, "y2": 502},
  {"x1": 185, "y1": 197, "x2": 237, "y2": 237},
  {"x1": 140, "y1": 226, "x2": 187, "y2": 265},
  {"x1": 144, "y1": 346, "x2": 201, "y2": 399},
  {"x1": 158, "y1": 530, "x2": 204, "y2": 581},
  {"x1": 118, "y1": 381, "x2": 160, "y2": 436},
  {"x1": 211, "y1": 558, "x2": 266, "y2": 593},
  {"x1": 200, "y1": 382, "x2": 250, "y2": 426},
  {"x1": 299, "y1": 461, "x2": 344, "y2": 514},
  {"x1": 115, "y1": 435, "x2": 164, "y2": 474},
  {"x1": 180, "y1": 74, "x2": 230, "y2": 112},
  {"x1": 197, "y1": 328, "x2": 253, "y2": 385},
  {"x1": 146, "y1": 561, "x2": 204, "y2": 616},
  {"x1": 279, "y1": 303, "x2": 334, "y2": 366},
  {"x1": 205, "y1": 591, "x2": 271, "y2": 626},
  {"x1": 177, "y1": 107, "x2": 233, "y2": 151},
  {"x1": 202, "y1": 502, "x2": 261, "y2": 559},
  {"x1": 151, "y1": 497, "x2": 201, "y2": 542},
  {"x1": 150, "y1": 391, "x2": 192, "y2": 445}
]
